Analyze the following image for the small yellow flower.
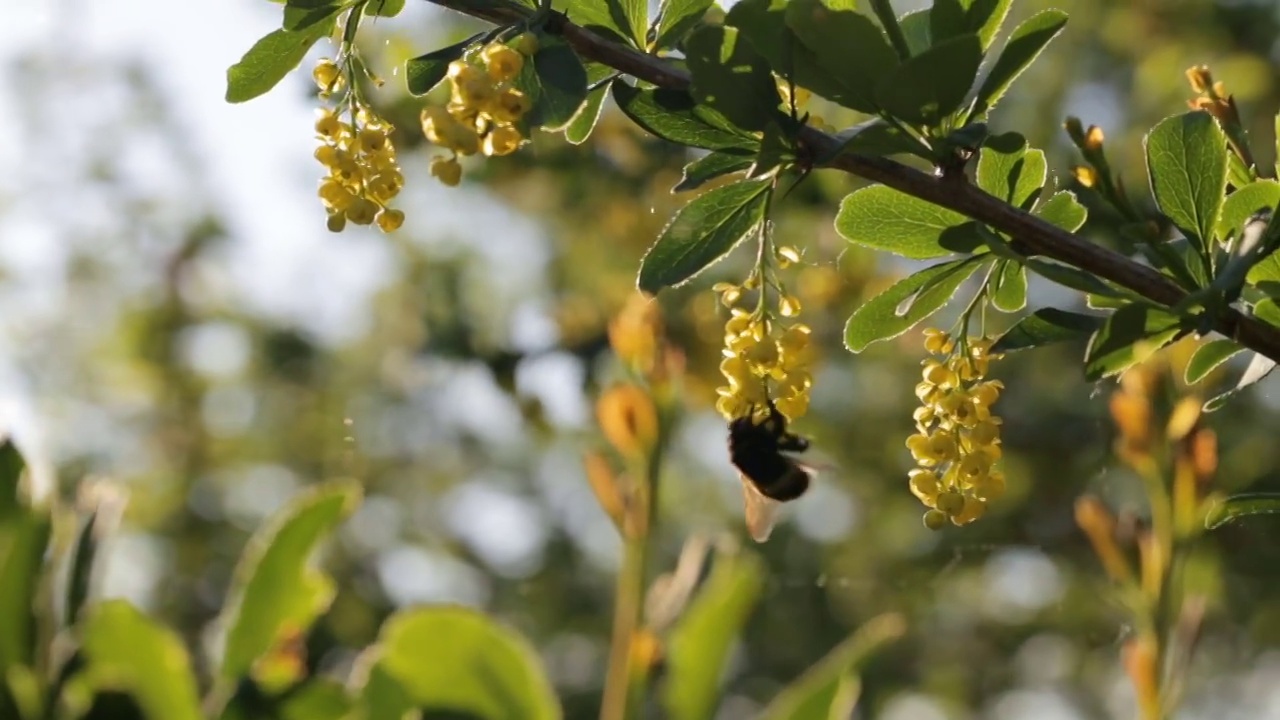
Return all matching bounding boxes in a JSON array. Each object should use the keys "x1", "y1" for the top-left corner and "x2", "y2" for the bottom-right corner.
[
  {"x1": 490, "y1": 88, "x2": 531, "y2": 124},
  {"x1": 483, "y1": 124, "x2": 523, "y2": 157},
  {"x1": 430, "y1": 156, "x2": 463, "y2": 187},
  {"x1": 482, "y1": 43, "x2": 524, "y2": 82},
  {"x1": 376, "y1": 208, "x2": 405, "y2": 233},
  {"x1": 313, "y1": 58, "x2": 343, "y2": 94}
]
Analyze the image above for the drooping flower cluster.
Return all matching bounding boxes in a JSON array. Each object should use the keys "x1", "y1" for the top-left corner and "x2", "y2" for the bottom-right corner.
[
  {"x1": 906, "y1": 329, "x2": 1006, "y2": 529},
  {"x1": 312, "y1": 58, "x2": 405, "y2": 234},
  {"x1": 713, "y1": 249, "x2": 813, "y2": 423},
  {"x1": 420, "y1": 38, "x2": 536, "y2": 187}
]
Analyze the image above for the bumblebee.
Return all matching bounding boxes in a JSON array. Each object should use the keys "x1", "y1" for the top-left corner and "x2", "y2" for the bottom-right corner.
[{"x1": 727, "y1": 401, "x2": 813, "y2": 542}]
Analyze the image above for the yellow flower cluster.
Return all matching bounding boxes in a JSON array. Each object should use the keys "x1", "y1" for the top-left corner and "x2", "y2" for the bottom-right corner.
[
  {"x1": 312, "y1": 61, "x2": 405, "y2": 233},
  {"x1": 420, "y1": 39, "x2": 536, "y2": 187},
  {"x1": 906, "y1": 329, "x2": 1005, "y2": 529},
  {"x1": 714, "y1": 296, "x2": 813, "y2": 423}
]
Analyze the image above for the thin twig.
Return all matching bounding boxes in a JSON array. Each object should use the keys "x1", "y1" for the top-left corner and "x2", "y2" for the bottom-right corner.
[{"x1": 420, "y1": 0, "x2": 1280, "y2": 364}]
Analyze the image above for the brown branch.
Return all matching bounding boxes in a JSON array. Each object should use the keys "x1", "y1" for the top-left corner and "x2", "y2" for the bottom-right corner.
[{"x1": 423, "y1": 0, "x2": 1280, "y2": 363}]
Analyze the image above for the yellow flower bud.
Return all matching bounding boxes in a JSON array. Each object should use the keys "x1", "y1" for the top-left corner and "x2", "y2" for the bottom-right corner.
[
  {"x1": 597, "y1": 384, "x2": 660, "y2": 457},
  {"x1": 482, "y1": 43, "x2": 524, "y2": 82},
  {"x1": 430, "y1": 156, "x2": 463, "y2": 187},
  {"x1": 375, "y1": 208, "x2": 405, "y2": 233}
]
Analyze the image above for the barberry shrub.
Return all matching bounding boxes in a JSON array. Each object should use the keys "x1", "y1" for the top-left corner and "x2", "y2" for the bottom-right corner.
[{"x1": 4, "y1": 0, "x2": 1273, "y2": 717}]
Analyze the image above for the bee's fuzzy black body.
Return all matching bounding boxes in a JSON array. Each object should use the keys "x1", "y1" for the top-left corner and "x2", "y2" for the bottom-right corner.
[{"x1": 727, "y1": 404, "x2": 812, "y2": 502}]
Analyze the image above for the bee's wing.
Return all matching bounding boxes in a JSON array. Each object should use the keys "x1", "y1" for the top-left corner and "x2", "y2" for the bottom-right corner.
[{"x1": 739, "y1": 475, "x2": 784, "y2": 543}]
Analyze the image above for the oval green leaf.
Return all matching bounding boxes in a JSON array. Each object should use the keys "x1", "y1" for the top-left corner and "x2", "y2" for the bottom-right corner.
[
  {"x1": 1146, "y1": 111, "x2": 1228, "y2": 252},
  {"x1": 218, "y1": 481, "x2": 361, "y2": 681},
  {"x1": 663, "y1": 552, "x2": 765, "y2": 720},
  {"x1": 845, "y1": 259, "x2": 983, "y2": 352},
  {"x1": 0, "y1": 440, "x2": 49, "y2": 686},
  {"x1": 517, "y1": 39, "x2": 590, "y2": 130},
  {"x1": 1185, "y1": 338, "x2": 1244, "y2": 384},
  {"x1": 226, "y1": 21, "x2": 337, "y2": 103},
  {"x1": 992, "y1": 307, "x2": 1103, "y2": 353},
  {"x1": 1084, "y1": 304, "x2": 1188, "y2": 380},
  {"x1": 1217, "y1": 180, "x2": 1280, "y2": 243},
  {"x1": 973, "y1": 9, "x2": 1067, "y2": 115},
  {"x1": 784, "y1": 0, "x2": 898, "y2": 102},
  {"x1": 674, "y1": 151, "x2": 754, "y2": 192},
  {"x1": 405, "y1": 33, "x2": 485, "y2": 96},
  {"x1": 364, "y1": 606, "x2": 561, "y2": 720},
  {"x1": 653, "y1": 0, "x2": 714, "y2": 50},
  {"x1": 684, "y1": 24, "x2": 782, "y2": 132},
  {"x1": 612, "y1": 83, "x2": 757, "y2": 151},
  {"x1": 639, "y1": 179, "x2": 772, "y2": 293},
  {"x1": 836, "y1": 186, "x2": 983, "y2": 259},
  {"x1": 81, "y1": 601, "x2": 202, "y2": 720},
  {"x1": 875, "y1": 33, "x2": 982, "y2": 126},
  {"x1": 990, "y1": 260, "x2": 1027, "y2": 312},
  {"x1": 1034, "y1": 190, "x2": 1088, "y2": 232}
]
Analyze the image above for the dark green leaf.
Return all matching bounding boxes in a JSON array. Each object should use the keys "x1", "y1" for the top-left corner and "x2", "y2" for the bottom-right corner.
[
  {"x1": 663, "y1": 552, "x2": 765, "y2": 720},
  {"x1": 1185, "y1": 338, "x2": 1244, "y2": 384},
  {"x1": 653, "y1": 0, "x2": 714, "y2": 50},
  {"x1": 930, "y1": 0, "x2": 1010, "y2": 49},
  {"x1": 283, "y1": 1, "x2": 346, "y2": 31},
  {"x1": 973, "y1": 9, "x2": 1068, "y2": 115},
  {"x1": 823, "y1": 119, "x2": 928, "y2": 162},
  {"x1": 639, "y1": 180, "x2": 772, "y2": 292},
  {"x1": 875, "y1": 33, "x2": 982, "y2": 126},
  {"x1": 990, "y1": 259, "x2": 1027, "y2": 311},
  {"x1": 897, "y1": 9, "x2": 932, "y2": 55},
  {"x1": 1206, "y1": 493, "x2": 1280, "y2": 529},
  {"x1": 757, "y1": 614, "x2": 906, "y2": 720},
  {"x1": 748, "y1": 122, "x2": 795, "y2": 179},
  {"x1": 619, "y1": 0, "x2": 648, "y2": 47},
  {"x1": 280, "y1": 679, "x2": 352, "y2": 720},
  {"x1": 1034, "y1": 190, "x2": 1088, "y2": 232},
  {"x1": 363, "y1": 607, "x2": 561, "y2": 720},
  {"x1": 845, "y1": 259, "x2": 982, "y2": 352},
  {"x1": 64, "y1": 497, "x2": 118, "y2": 627},
  {"x1": 1025, "y1": 258, "x2": 1123, "y2": 297},
  {"x1": 405, "y1": 33, "x2": 484, "y2": 96},
  {"x1": 368, "y1": 0, "x2": 404, "y2": 16},
  {"x1": 674, "y1": 152, "x2": 754, "y2": 192},
  {"x1": 1205, "y1": 353, "x2": 1275, "y2": 411},
  {"x1": 612, "y1": 84, "x2": 757, "y2": 151},
  {"x1": 726, "y1": 0, "x2": 873, "y2": 112},
  {"x1": 1217, "y1": 180, "x2": 1280, "y2": 243},
  {"x1": 226, "y1": 21, "x2": 337, "y2": 103},
  {"x1": 784, "y1": 0, "x2": 898, "y2": 106},
  {"x1": 836, "y1": 186, "x2": 984, "y2": 259},
  {"x1": 992, "y1": 308, "x2": 1104, "y2": 353},
  {"x1": 0, "y1": 440, "x2": 49, "y2": 690},
  {"x1": 81, "y1": 601, "x2": 202, "y2": 720},
  {"x1": 219, "y1": 481, "x2": 361, "y2": 681},
  {"x1": 1084, "y1": 304, "x2": 1188, "y2": 380},
  {"x1": 685, "y1": 25, "x2": 780, "y2": 131},
  {"x1": 565, "y1": 83, "x2": 610, "y2": 144},
  {"x1": 1146, "y1": 111, "x2": 1228, "y2": 253},
  {"x1": 522, "y1": 39, "x2": 589, "y2": 130},
  {"x1": 1256, "y1": 298, "x2": 1280, "y2": 327},
  {"x1": 976, "y1": 132, "x2": 1046, "y2": 208}
]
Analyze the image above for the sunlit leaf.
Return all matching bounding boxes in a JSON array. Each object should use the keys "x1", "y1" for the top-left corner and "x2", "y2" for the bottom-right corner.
[
  {"x1": 1185, "y1": 338, "x2": 1244, "y2": 385},
  {"x1": 405, "y1": 33, "x2": 485, "y2": 96},
  {"x1": 836, "y1": 186, "x2": 984, "y2": 259},
  {"x1": 1146, "y1": 111, "x2": 1228, "y2": 255},
  {"x1": 1205, "y1": 353, "x2": 1277, "y2": 411},
  {"x1": 663, "y1": 552, "x2": 765, "y2": 720},
  {"x1": 1216, "y1": 180, "x2": 1280, "y2": 243},
  {"x1": 875, "y1": 33, "x2": 982, "y2": 126},
  {"x1": 973, "y1": 9, "x2": 1068, "y2": 115},
  {"x1": 653, "y1": 0, "x2": 714, "y2": 50},
  {"x1": 990, "y1": 259, "x2": 1027, "y2": 312},
  {"x1": 81, "y1": 601, "x2": 202, "y2": 720},
  {"x1": 1084, "y1": 304, "x2": 1188, "y2": 380},
  {"x1": 1206, "y1": 493, "x2": 1280, "y2": 529},
  {"x1": 845, "y1": 259, "x2": 983, "y2": 352},
  {"x1": 218, "y1": 481, "x2": 361, "y2": 681},
  {"x1": 992, "y1": 308, "x2": 1103, "y2": 353},
  {"x1": 684, "y1": 25, "x2": 780, "y2": 132},
  {"x1": 976, "y1": 133, "x2": 1045, "y2": 209},
  {"x1": 612, "y1": 84, "x2": 757, "y2": 151},
  {"x1": 226, "y1": 21, "x2": 338, "y2": 103},
  {"x1": 1034, "y1": 190, "x2": 1088, "y2": 232},
  {"x1": 674, "y1": 151, "x2": 754, "y2": 192},
  {"x1": 639, "y1": 179, "x2": 773, "y2": 292}
]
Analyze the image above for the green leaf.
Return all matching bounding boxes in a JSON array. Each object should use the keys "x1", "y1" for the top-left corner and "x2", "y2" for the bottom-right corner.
[
  {"x1": 1034, "y1": 190, "x2": 1088, "y2": 232},
  {"x1": 897, "y1": 9, "x2": 932, "y2": 55},
  {"x1": 725, "y1": 0, "x2": 872, "y2": 113},
  {"x1": 619, "y1": 0, "x2": 648, "y2": 47},
  {"x1": 653, "y1": 0, "x2": 714, "y2": 50},
  {"x1": 1025, "y1": 258, "x2": 1123, "y2": 297},
  {"x1": 218, "y1": 481, "x2": 361, "y2": 681},
  {"x1": 362, "y1": 606, "x2": 561, "y2": 720},
  {"x1": 685, "y1": 24, "x2": 781, "y2": 132},
  {"x1": 518, "y1": 38, "x2": 590, "y2": 130},
  {"x1": 0, "y1": 439, "x2": 49, "y2": 689},
  {"x1": 368, "y1": 0, "x2": 404, "y2": 16},
  {"x1": 930, "y1": 0, "x2": 1010, "y2": 50},
  {"x1": 757, "y1": 614, "x2": 906, "y2": 720},
  {"x1": 1185, "y1": 338, "x2": 1244, "y2": 384},
  {"x1": 612, "y1": 84, "x2": 756, "y2": 151},
  {"x1": 564, "y1": 63, "x2": 615, "y2": 144},
  {"x1": 1206, "y1": 493, "x2": 1280, "y2": 529},
  {"x1": 992, "y1": 307, "x2": 1104, "y2": 353},
  {"x1": 976, "y1": 133, "x2": 1046, "y2": 208},
  {"x1": 1205, "y1": 353, "x2": 1276, "y2": 411},
  {"x1": 1084, "y1": 304, "x2": 1188, "y2": 380},
  {"x1": 845, "y1": 259, "x2": 983, "y2": 352},
  {"x1": 875, "y1": 33, "x2": 982, "y2": 126},
  {"x1": 226, "y1": 21, "x2": 337, "y2": 103},
  {"x1": 675, "y1": 151, "x2": 755, "y2": 192},
  {"x1": 638, "y1": 179, "x2": 772, "y2": 293},
  {"x1": 990, "y1": 260, "x2": 1027, "y2": 311},
  {"x1": 824, "y1": 119, "x2": 928, "y2": 161},
  {"x1": 973, "y1": 9, "x2": 1068, "y2": 116},
  {"x1": 663, "y1": 552, "x2": 765, "y2": 720},
  {"x1": 280, "y1": 679, "x2": 352, "y2": 720},
  {"x1": 836, "y1": 186, "x2": 984, "y2": 259},
  {"x1": 1146, "y1": 111, "x2": 1229, "y2": 254},
  {"x1": 1217, "y1": 180, "x2": 1280, "y2": 243},
  {"x1": 784, "y1": 0, "x2": 898, "y2": 106},
  {"x1": 567, "y1": 0, "x2": 632, "y2": 43},
  {"x1": 81, "y1": 601, "x2": 202, "y2": 720},
  {"x1": 405, "y1": 33, "x2": 484, "y2": 96},
  {"x1": 283, "y1": 1, "x2": 347, "y2": 31},
  {"x1": 64, "y1": 499, "x2": 115, "y2": 627}
]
